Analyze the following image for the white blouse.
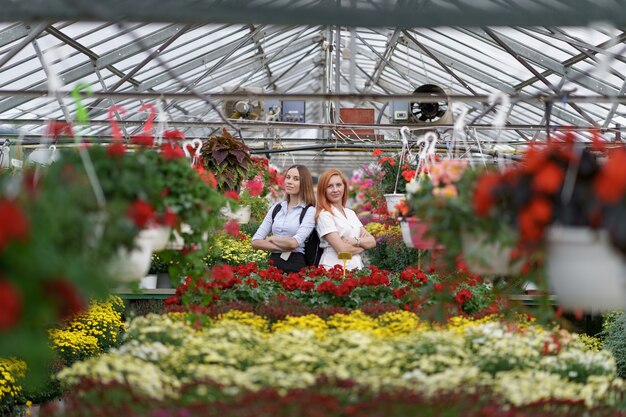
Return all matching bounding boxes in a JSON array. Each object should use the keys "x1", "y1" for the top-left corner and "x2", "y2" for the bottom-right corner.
[{"x1": 316, "y1": 206, "x2": 364, "y2": 270}]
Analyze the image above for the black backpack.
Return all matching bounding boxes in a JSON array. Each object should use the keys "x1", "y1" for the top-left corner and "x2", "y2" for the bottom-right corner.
[{"x1": 271, "y1": 204, "x2": 322, "y2": 267}]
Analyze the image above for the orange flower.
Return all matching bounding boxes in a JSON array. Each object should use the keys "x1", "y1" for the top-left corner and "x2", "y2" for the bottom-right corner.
[
  {"x1": 401, "y1": 169, "x2": 416, "y2": 182},
  {"x1": 594, "y1": 147, "x2": 626, "y2": 204},
  {"x1": 532, "y1": 162, "x2": 564, "y2": 194},
  {"x1": 372, "y1": 148, "x2": 383, "y2": 157}
]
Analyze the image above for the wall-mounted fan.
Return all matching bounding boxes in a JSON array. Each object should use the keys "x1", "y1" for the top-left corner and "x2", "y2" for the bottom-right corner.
[
  {"x1": 222, "y1": 86, "x2": 265, "y2": 120},
  {"x1": 409, "y1": 84, "x2": 450, "y2": 124}
]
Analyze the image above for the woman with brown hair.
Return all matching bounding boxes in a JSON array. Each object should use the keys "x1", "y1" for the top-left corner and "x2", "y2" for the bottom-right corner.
[
  {"x1": 252, "y1": 165, "x2": 316, "y2": 273},
  {"x1": 315, "y1": 168, "x2": 376, "y2": 270}
]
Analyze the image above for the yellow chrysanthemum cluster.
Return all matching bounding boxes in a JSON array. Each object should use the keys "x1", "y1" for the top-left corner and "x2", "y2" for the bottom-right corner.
[
  {"x1": 50, "y1": 296, "x2": 125, "y2": 363},
  {"x1": 364, "y1": 222, "x2": 401, "y2": 237},
  {"x1": 217, "y1": 310, "x2": 269, "y2": 332},
  {"x1": 205, "y1": 232, "x2": 266, "y2": 265},
  {"x1": 0, "y1": 358, "x2": 26, "y2": 402}
]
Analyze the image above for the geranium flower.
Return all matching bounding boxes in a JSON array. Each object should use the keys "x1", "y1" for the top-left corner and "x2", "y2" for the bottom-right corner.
[
  {"x1": 454, "y1": 288, "x2": 473, "y2": 305},
  {"x1": 127, "y1": 199, "x2": 156, "y2": 229},
  {"x1": 224, "y1": 190, "x2": 239, "y2": 201},
  {"x1": 594, "y1": 147, "x2": 626, "y2": 204},
  {"x1": 164, "y1": 129, "x2": 185, "y2": 142},
  {"x1": 106, "y1": 141, "x2": 126, "y2": 157},
  {"x1": 160, "y1": 208, "x2": 178, "y2": 227},
  {"x1": 224, "y1": 219, "x2": 239, "y2": 237},
  {"x1": 0, "y1": 278, "x2": 22, "y2": 330},
  {"x1": 130, "y1": 133, "x2": 154, "y2": 147},
  {"x1": 473, "y1": 173, "x2": 500, "y2": 216},
  {"x1": 372, "y1": 148, "x2": 383, "y2": 157},
  {"x1": 0, "y1": 198, "x2": 30, "y2": 252},
  {"x1": 401, "y1": 169, "x2": 416, "y2": 182},
  {"x1": 532, "y1": 162, "x2": 564, "y2": 194},
  {"x1": 160, "y1": 143, "x2": 185, "y2": 160},
  {"x1": 246, "y1": 179, "x2": 264, "y2": 197}
]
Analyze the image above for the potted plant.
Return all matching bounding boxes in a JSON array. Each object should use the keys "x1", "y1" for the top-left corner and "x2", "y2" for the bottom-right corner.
[
  {"x1": 200, "y1": 128, "x2": 252, "y2": 193},
  {"x1": 372, "y1": 148, "x2": 416, "y2": 214},
  {"x1": 474, "y1": 136, "x2": 626, "y2": 310}
]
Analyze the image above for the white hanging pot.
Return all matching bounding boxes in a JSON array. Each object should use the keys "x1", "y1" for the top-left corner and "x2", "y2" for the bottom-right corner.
[
  {"x1": 109, "y1": 228, "x2": 156, "y2": 283},
  {"x1": 461, "y1": 231, "x2": 522, "y2": 276},
  {"x1": 150, "y1": 225, "x2": 172, "y2": 252},
  {"x1": 546, "y1": 226, "x2": 626, "y2": 311},
  {"x1": 399, "y1": 218, "x2": 414, "y2": 248},
  {"x1": 383, "y1": 193, "x2": 405, "y2": 214}
]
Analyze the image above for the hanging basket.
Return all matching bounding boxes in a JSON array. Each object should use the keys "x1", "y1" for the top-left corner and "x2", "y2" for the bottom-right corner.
[
  {"x1": 109, "y1": 228, "x2": 156, "y2": 283},
  {"x1": 461, "y1": 231, "x2": 522, "y2": 276},
  {"x1": 546, "y1": 226, "x2": 626, "y2": 311},
  {"x1": 150, "y1": 225, "x2": 172, "y2": 252},
  {"x1": 383, "y1": 193, "x2": 405, "y2": 214},
  {"x1": 405, "y1": 217, "x2": 443, "y2": 250}
]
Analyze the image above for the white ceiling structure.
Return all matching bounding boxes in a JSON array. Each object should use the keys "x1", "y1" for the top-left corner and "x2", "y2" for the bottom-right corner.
[{"x1": 1, "y1": 1, "x2": 626, "y2": 174}]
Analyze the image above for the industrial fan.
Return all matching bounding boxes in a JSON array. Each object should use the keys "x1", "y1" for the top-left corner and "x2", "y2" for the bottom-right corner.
[
  {"x1": 408, "y1": 84, "x2": 450, "y2": 124},
  {"x1": 222, "y1": 86, "x2": 265, "y2": 120},
  {"x1": 392, "y1": 84, "x2": 452, "y2": 125}
]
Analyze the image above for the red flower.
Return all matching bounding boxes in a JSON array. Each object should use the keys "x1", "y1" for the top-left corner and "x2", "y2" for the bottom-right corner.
[
  {"x1": 454, "y1": 288, "x2": 473, "y2": 305},
  {"x1": 224, "y1": 219, "x2": 240, "y2": 236},
  {"x1": 246, "y1": 180, "x2": 264, "y2": 197},
  {"x1": 532, "y1": 162, "x2": 564, "y2": 194},
  {"x1": 224, "y1": 191, "x2": 239, "y2": 201},
  {"x1": 45, "y1": 120, "x2": 74, "y2": 139},
  {"x1": 0, "y1": 279, "x2": 22, "y2": 330},
  {"x1": 433, "y1": 283, "x2": 443, "y2": 292},
  {"x1": 44, "y1": 278, "x2": 86, "y2": 320},
  {"x1": 127, "y1": 199, "x2": 156, "y2": 229},
  {"x1": 0, "y1": 198, "x2": 30, "y2": 252},
  {"x1": 473, "y1": 173, "x2": 500, "y2": 216},
  {"x1": 401, "y1": 169, "x2": 416, "y2": 182},
  {"x1": 164, "y1": 129, "x2": 185, "y2": 142},
  {"x1": 160, "y1": 143, "x2": 185, "y2": 160},
  {"x1": 372, "y1": 148, "x2": 383, "y2": 157},
  {"x1": 130, "y1": 133, "x2": 154, "y2": 147},
  {"x1": 193, "y1": 165, "x2": 218, "y2": 189},
  {"x1": 106, "y1": 142, "x2": 126, "y2": 157},
  {"x1": 245, "y1": 278, "x2": 258, "y2": 288},
  {"x1": 160, "y1": 208, "x2": 178, "y2": 227},
  {"x1": 594, "y1": 147, "x2": 626, "y2": 204}
]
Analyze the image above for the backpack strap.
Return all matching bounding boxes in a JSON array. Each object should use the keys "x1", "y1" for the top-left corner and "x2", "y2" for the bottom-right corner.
[
  {"x1": 270, "y1": 203, "x2": 282, "y2": 223},
  {"x1": 299, "y1": 204, "x2": 314, "y2": 224}
]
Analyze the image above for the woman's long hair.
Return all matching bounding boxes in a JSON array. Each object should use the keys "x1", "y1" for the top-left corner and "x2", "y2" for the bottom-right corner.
[
  {"x1": 285, "y1": 165, "x2": 316, "y2": 206},
  {"x1": 316, "y1": 168, "x2": 348, "y2": 221}
]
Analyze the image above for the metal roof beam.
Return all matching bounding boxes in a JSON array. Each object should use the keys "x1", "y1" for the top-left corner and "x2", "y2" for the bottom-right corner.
[
  {"x1": 0, "y1": 22, "x2": 47, "y2": 70},
  {"x1": 485, "y1": 27, "x2": 599, "y2": 127},
  {"x1": 0, "y1": 24, "x2": 186, "y2": 114}
]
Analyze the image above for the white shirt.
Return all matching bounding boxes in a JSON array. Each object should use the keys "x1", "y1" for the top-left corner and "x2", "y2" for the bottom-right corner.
[{"x1": 316, "y1": 206, "x2": 364, "y2": 270}]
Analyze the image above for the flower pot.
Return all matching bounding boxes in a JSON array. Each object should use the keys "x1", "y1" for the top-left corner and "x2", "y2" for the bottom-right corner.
[
  {"x1": 399, "y1": 219, "x2": 414, "y2": 248},
  {"x1": 156, "y1": 272, "x2": 173, "y2": 289},
  {"x1": 150, "y1": 225, "x2": 172, "y2": 252},
  {"x1": 109, "y1": 228, "x2": 156, "y2": 283},
  {"x1": 383, "y1": 193, "x2": 405, "y2": 214},
  {"x1": 461, "y1": 231, "x2": 522, "y2": 276},
  {"x1": 220, "y1": 205, "x2": 252, "y2": 224},
  {"x1": 140, "y1": 274, "x2": 158, "y2": 289},
  {"x1": 546, "y1": 226, "x2": 626, "y2": 311},
  {"x1": 406, "y1": 217, "x2": 442, "y2": 250}
]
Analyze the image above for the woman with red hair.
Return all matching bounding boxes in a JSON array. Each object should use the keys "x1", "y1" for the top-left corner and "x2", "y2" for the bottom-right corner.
[{"x1": 315, "y1": 168, "x2": 376, "y2": 270}]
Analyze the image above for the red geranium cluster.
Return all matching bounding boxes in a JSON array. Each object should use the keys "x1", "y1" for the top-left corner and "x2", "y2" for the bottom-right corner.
[{"x1": 473, "y1": 133, "x2": 626, "y2": 253}]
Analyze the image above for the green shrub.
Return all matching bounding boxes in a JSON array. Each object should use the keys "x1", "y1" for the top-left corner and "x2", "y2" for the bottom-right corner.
[
  {"x1": 366, "y1": 234, "x2": 420, "y2": 272},
  {"x1": 600, "y1": 311, "x2": 626, "y2": 378}
]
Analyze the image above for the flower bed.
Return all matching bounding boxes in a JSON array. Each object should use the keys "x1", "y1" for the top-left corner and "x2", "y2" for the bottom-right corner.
[
  {"x1": 164, "y1": 263, "x2": 505, "y2": 319},
  {"x1": 50, "y1": 312, "x2": 625, "y2": 415}
]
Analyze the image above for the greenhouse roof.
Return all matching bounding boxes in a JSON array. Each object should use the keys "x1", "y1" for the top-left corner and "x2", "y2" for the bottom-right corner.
[{"x1": 1, "y1": 1, "x2": 625, "y2": 174}]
